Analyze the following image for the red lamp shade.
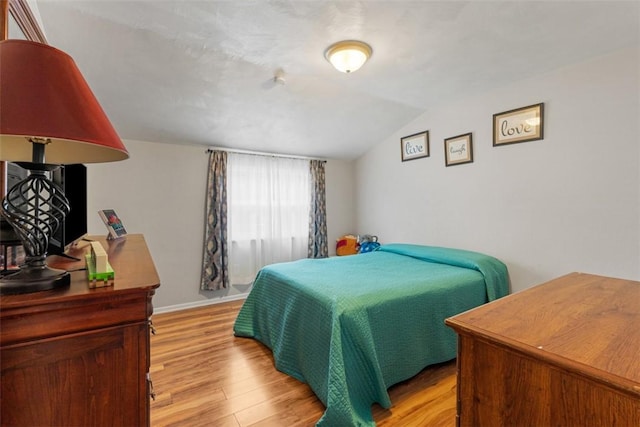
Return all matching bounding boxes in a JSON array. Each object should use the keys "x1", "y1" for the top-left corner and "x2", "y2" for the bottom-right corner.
[{"x1": 0, "y1": 39, "x2": 128, "y2": 164}]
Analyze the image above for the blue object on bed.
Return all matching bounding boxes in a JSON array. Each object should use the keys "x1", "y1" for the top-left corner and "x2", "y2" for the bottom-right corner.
[{"x1": 233, "y1": 244, "x2": 510, "y2": 426}]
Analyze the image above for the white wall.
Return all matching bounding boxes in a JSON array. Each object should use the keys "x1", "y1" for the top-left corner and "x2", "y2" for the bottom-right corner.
[
  {"x1": 355, "y1": 47, "x2": 640, "y2": 293},
  {"x1": 86, "y1": 142, "x2": 356, "y2": 310},
  {"x1": 326, "y1": 159, "x2": 357, "y2": 254}
]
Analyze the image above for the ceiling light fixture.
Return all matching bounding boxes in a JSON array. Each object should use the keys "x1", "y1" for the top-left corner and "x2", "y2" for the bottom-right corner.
[{"x1": 324, "y1": 40, "x2": 372, "y2": 73}]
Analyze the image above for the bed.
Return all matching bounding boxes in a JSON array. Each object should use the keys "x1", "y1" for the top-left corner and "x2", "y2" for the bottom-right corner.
[{"x1": 233, "y1": 243, "x2": 509, "y2": 426}]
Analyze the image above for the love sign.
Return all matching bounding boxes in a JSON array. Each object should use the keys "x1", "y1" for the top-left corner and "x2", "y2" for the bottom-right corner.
[{"x1": 493, "y1": 103, "x2": 544, "y2": 146}]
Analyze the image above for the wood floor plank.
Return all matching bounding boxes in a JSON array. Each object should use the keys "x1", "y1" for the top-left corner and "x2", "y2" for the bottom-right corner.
[{"x1": 150, "y1": 300, "x2": 456, "y2": 426}]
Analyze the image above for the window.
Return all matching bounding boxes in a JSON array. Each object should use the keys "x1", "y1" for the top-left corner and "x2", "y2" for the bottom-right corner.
[{"x1": 227, "y1": 153, "x2": 309, "y2": 285}]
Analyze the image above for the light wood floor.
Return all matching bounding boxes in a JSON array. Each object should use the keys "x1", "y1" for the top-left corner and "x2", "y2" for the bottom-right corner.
[{"x1": 150, "y1": 300, "x2": 457, "y2": 427}]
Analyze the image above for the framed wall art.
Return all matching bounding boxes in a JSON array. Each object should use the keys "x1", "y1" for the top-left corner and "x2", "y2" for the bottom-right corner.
[
  {"x1": 401, "y1": 130, "x2": 429, "y2": 162},
  {"x1": 493, "y1": 103, "x2": 544, "y2": 146},
  {"x1": 445, "y1": 132, "x2": 473, "y2": 167}
]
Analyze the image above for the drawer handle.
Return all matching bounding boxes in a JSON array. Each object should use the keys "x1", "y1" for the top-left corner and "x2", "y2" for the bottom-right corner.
[{"x1": 147, "y1": 373, "x2": 156, "y2": 401}]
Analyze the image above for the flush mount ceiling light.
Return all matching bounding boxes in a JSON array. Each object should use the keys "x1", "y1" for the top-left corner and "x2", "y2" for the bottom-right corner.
[{"x1": 324, "y1": 40, "x2": 372, "y2": 73}]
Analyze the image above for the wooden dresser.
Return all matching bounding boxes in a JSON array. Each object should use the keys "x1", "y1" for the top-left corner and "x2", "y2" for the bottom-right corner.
[
  {"x1": 445, "y1": 272, "x2": 640, "y2": 427},
  {"x1": 0, "y1": 234, "x2": 160, "y2": 427}
]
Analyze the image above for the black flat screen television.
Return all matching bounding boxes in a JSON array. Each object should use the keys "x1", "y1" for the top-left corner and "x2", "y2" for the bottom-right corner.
[{"x1": 48, "y1": 164, "x2": 88, "y2": 257}]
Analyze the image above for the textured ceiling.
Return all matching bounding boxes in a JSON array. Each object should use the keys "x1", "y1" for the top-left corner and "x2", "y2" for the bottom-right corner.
[{"x1": 34, "y1": 1, "x2": 639, "y2": 160}]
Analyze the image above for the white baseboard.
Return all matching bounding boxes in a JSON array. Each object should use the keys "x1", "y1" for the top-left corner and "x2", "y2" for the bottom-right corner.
[{"x1": 153, "y1": 293, "x2": 248, "y2": 315}]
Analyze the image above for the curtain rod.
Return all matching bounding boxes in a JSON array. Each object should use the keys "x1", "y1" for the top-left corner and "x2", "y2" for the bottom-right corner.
[{"x1": 206, "y1": 146, "x2": 326, "y2": 162}]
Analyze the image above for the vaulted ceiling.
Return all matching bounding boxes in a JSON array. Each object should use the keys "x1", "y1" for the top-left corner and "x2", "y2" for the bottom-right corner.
[{"x1": 34, "y1": 1, "x2": 639, "y2": 160}]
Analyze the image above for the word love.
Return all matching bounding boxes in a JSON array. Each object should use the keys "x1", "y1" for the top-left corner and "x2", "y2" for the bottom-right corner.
[{"x1": 501, "y1": 119, "x2": 534, "y2": 137}]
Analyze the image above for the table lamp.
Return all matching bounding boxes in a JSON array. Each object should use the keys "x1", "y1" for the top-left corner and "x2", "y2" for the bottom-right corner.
[{"x1": 0, "y1": 40, "x2": 129, "y2": 295}]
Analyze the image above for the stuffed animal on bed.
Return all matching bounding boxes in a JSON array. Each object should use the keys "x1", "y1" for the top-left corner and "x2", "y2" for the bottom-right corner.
[
  {"x1": 336, "y1": 235, "x2": 359, "y2": 256},
  {"x1": 358, "y1": 235, "x2": 380, "y2": 253}
]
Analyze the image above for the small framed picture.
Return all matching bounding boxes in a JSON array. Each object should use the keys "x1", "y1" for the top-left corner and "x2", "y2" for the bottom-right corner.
[
  {"x1": 493, "y1": 103, "x2": 544, "y2": 146},
  {"x1": 401, "y1": 131, "x2": 429, "y2": 162},
  {"x1": 445, "y1": 133, "x2": 473, "y2": 167}
]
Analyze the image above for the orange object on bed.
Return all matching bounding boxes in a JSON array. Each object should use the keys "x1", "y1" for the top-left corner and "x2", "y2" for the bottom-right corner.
[{"x1": 336, "y1": 235, "x2": 358, "y2": 256}]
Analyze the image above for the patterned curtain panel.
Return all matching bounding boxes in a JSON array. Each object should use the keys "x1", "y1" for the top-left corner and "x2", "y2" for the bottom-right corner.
[
  {"x1": 200, "y1": 150, "x2": 229, "y2": 290},
  {"x1": 308, "y1": 160, "x2": 328, "y2": 258}
]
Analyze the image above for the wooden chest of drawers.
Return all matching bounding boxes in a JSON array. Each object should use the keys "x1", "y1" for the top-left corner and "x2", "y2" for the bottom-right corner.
[
  {"x1": 446, "y1": 272, "x2": 640, "y2": 426},
  {"x1": 1, "y1": 234, "x2": 160, "y2": 427}
]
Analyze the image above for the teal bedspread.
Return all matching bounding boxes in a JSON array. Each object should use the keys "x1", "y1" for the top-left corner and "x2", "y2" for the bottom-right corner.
[{"x1": 233, "y1": 244, "x2": 509, "y2": 426}]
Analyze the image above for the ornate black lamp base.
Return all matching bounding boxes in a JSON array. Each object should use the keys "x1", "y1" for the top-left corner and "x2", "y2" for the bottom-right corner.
[
  {"x1": 0, "y1": 152, "x2": 72, "y2": 296},
  {"x1": 0, "y1": 266, "x2": 70, "y2": 295}
]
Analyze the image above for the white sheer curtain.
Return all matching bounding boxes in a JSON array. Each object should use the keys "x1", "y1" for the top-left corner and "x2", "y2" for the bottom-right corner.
[{"x1": 228, "y1": 153, "x2": 310, "y2": 285}]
